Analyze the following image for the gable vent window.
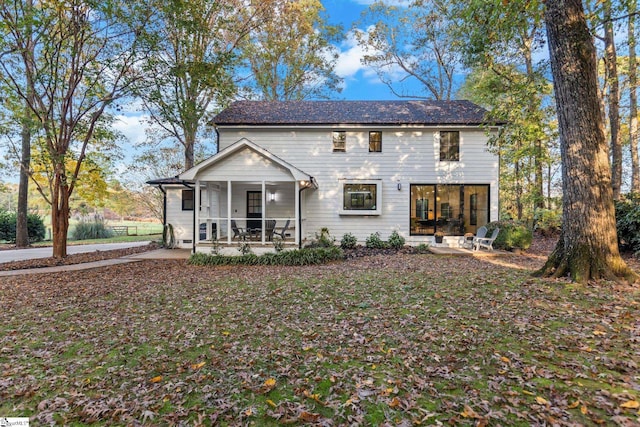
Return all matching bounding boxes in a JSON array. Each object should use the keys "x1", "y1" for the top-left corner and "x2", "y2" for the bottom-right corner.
[
  {"x1": 369, "y1": 131, "x2": 382, "y2": 152},
  {"x1": 332, "y1": 131, "x2": 346, "y2": 152},
  {"x1": 439, "y1": 131, "x2": 460, "y2": 161}
]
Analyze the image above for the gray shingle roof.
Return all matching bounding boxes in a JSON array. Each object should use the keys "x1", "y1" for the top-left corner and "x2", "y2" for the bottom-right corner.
[{"x1": 212, "y1": 100, "x2": 496, "y2": 126}]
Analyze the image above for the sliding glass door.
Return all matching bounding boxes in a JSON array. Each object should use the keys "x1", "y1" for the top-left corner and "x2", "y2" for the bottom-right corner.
[{"x1": 410, "y1": 184, "x2": 489, "y2": 236}]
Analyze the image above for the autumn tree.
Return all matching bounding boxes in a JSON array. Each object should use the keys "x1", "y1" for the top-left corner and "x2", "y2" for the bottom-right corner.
[
  {"x1": 137, "y1": 0, "x2": 272, "y2": 170},
  {"x1": 537, "y1": 0, "x2": 637, "y2": 284},
  {"x1": 0, "y1": 0, "x2": 150, "y2": 258},
  {"x1": 354, "y1": 0, "x2": 459, "y2": 100},
  {"x1": 240, "y1": 0, "x2": 342, "y2": 100}
]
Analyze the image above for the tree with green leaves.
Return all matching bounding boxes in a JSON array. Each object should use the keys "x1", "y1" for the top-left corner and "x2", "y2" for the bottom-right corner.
[
  {"x1": 539, "y1": 0, "x2": 637, "y2": 284},
  {"x1": 0, "y1": 0, "x2": 150, "y2": 258},
  {"x1": 240, "y1": 0, "x2": 342, "y2": 100},
  {"x1": 354, "y1": 0, "x2": 459, "y2": 100},
  {"x1": 0, "y1": 0, "x2": 36, "y2": 248},
  {"x1": 138, "y1": 0, "x2": 272, "y2": 170},
  {"x1": 627, "y1": 1, "x2": 640, "y2": 192},
  {"x1": 453, "y1": 0, "x2": 554, "y2": 222}
]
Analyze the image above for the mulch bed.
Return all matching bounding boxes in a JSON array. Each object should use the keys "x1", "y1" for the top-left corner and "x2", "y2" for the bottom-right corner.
[{"x1": 0, "y1": 242, "x2": 160, "y2": 271}]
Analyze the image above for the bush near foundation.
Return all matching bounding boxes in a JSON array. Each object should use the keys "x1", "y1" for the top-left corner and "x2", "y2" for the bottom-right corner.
[
  {"x1": 485, "y1": 220, "x2": 532, "y2": 251},
  {"x1": 188, "y1": 246, "x2": 344, "y2": 266},
  {"x1": 615, "y1": 193, "x2": 640, "y2": 255}
]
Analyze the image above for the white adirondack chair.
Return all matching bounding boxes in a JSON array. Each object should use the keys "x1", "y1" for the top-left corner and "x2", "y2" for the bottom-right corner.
[{"x1": 473, "y1": 227, "x2": 499, "y2": 251}]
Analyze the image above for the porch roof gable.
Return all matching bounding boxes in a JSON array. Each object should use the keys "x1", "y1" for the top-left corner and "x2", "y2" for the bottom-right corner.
[{"x1": 179, "y1": 138, "x2": 316, "y2": 185}]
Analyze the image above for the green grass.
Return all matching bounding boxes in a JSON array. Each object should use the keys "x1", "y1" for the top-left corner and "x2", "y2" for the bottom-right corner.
[{"x1": 0, "y1": 253, "x2": 638, "y2": 425}]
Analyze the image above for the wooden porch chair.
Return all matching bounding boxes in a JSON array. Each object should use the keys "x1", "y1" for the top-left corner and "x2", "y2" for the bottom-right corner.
[
  {"x1": 265, "y1": 220, "x2": 277, "y2": 241},
  {"x1": 231, "y1": 220, "x2": 250, "y2": 240},
  {"x1": 273, "y1": 219, "x2": 291, "y2": 240},
  {"x1": 473, "y1": 227, "x2": 500, "y2": 251}
]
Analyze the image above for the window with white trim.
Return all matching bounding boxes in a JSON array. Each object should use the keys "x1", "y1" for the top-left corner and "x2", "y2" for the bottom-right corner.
[
  {"x1": 339, "y1": 180, "x2": 382, "y2": 215},
  {"x1": 439, "y1": 131, "x2": 460, "y2": 161},
  {"x1": 332, "y1": 131, "x2": 346, "y2": 152},
  {"x1": 182, "y1": 189, "x2": 194, "y2": 211}
]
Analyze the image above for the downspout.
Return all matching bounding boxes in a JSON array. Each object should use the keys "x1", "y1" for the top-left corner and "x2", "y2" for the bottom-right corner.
[{"x1": 158, "y1": 185, "x2": 167, "y2": 227}]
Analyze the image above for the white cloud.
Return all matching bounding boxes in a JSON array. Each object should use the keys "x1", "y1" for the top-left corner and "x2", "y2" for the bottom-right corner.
[
  {"x1": 113, "y1": 113, "x2": 147, "y2": 148},
  {"x1": 334, "y1": 29, "x2": 380, "y2": 82}
]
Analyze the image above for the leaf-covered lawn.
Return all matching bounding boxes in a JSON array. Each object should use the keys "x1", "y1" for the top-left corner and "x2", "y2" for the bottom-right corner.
[{"x1": 0, "y1": 250, "x2": 639, "y2": 425}]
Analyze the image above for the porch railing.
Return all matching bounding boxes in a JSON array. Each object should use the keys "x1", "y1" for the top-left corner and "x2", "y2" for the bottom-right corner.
[{"x1": 198, "y1": 217, "x2": 295, "y2": 245}]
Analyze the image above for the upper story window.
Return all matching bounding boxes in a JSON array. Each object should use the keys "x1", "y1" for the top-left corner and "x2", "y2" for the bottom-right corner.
[
  {"x1": 439, "y1": 131, "x2": 460, "y2": 161},
  {"x1": 182, "y1": 189, "x2": 194, "y2": 211},
  {"x1": 332, "y1": 131, "x2": 346, "y2": 152},
  {"x1": 369, "y1": 131, "x2": 382, "y2": 152}
]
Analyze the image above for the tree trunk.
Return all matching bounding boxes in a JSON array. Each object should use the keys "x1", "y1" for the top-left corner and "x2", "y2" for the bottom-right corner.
[
  {"x1": 15, "y1": 111, "x2": 31, "y2": 247},
  {"x1": 184, "y1": 128, "x2": 195, "y2": 170},
  {"x1": 51, "y1": 166, "x2": 69, "y2": 258},
  {"x1": 630, "y1": 3, "x2": 640, "y2": 193},
  {"x1": 604, "y1": 1, "x2": 622, "y2": 200},
  {"x1": 15, "y1": 0, "x2": 34, "y2": 248},
  {"x1": 537, "y1": 0, "x2": 637, "y2": 284}
]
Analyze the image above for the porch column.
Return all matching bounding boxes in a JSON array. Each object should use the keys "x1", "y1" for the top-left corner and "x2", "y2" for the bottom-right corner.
[
  {"x1": 295, "y1": 180, "x2": 300, "y2": 246},
  {"x1": 194, "y1": 179, "x2": 201, "y2": 251},
  {"x1": 261, "y1": 180, "x2": 266, "y2": 244},
  {"x1": 227, "y1": 180, "x2": 232, "y2": 244}
]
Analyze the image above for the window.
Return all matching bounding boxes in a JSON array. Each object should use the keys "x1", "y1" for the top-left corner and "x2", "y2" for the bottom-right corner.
[
  {"x1": 369, "y1": 131, "x2": 382, "y2": 152},
  {"x1": 182, "y1": 189, "x2": 194, "y2": 211},
  {"x1": 410, "y1": 184, "x2": 489, "y2": 236},
  {"x1": 439, "y1": 131, "x2": 460, "y2": 161},
  {"x1": 332, "y1": 131, "x2": 346, "y2": 152},
  {"x1": 339, "y1": 180, "x2": 382, "y2": 215}
]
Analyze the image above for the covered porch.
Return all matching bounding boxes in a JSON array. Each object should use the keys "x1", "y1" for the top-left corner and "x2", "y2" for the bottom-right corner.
[{"x1": 180, "y1": 138, "x2": 317, "y2": 252}]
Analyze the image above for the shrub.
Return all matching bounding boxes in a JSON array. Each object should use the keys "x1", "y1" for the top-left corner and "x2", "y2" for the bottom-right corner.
[
  {"x1": 72, "y1": 219, "x2": 114, "y2": 240},
  {"x1": 615, "y1": 193, "x2": 640, "y2": 254},
  {"x1": 365, "y1": 232, "x2": 387, "y2": 249},
  {"x1": 534, "y1": 208, "x2": 562, "y2": 236},
  {"x1": 484, "y1": 220, "x2": 532, "y2": 251},
  {"x1": 414, "y1": 243, "x2": 430, "y2": 254},
  {"x1": 340, "y1": 232, "x2": 357, "y2": 249},
  {"x1": 387, "y1": 230, "x2": 405, "y2": 249},
  {"x1": 306, "y1": 227, "x2": 336, "y2": 248},
  {"x1": 0, "y1": 210, "x2": 45, "y2": 243},
  {"x1": 188, "y1": 246, "x2": 344, "y2": 266}
]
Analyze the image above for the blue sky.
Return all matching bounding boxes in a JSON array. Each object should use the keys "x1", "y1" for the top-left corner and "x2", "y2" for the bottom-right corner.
[
  {"x1": 113, "y1": 0, "x2": 410, "y2": 149},
  {"x1": 323, "y1": 0, "x2": 410, "y2": 100}
]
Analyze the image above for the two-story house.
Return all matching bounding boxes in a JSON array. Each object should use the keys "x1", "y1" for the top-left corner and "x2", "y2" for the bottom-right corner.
[{"x1": 148, "y1": 100, "x2": 500, "y2": 252}]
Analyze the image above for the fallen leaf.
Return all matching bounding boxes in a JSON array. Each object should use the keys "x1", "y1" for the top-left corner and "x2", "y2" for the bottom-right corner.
[
  {"x1": 461, "y1": 404, "x2": 482, "y2": 419},
  {"x1": 620, "y1": 400, "x2": 640, "y2": 409},
  {"x1": 299, "y1": 411, "x2": 321, "y2": 422},
  {"x1": 150, "y1": 375, "x2": 162, "y2": 383},
  {"x1": 536, "y1": 396, "x2": 549, "y2": 405},
  {"x1": 264, "y1": 378, "x2": 276, "y2": 388},
  {"x1": 568, "y1": 400, "x2": 581, "y2": 409},
  {"x1": 191, "y1": 361, "x2": 206, "y2": 370},
  {"x1": 266, "y1": 399, "x2": 277, "y2": 408},
  {"x1": 389, "y1": 397, "x2": 401, "y2": 408}
]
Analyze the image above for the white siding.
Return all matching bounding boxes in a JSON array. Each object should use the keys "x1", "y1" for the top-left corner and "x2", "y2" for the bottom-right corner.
[
  {"x1": 213, "y1": 127, "x2": 499, "y2": 244},
  {"x1": 166, "y1": 187, "x2": 194, "y2": 248}
]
